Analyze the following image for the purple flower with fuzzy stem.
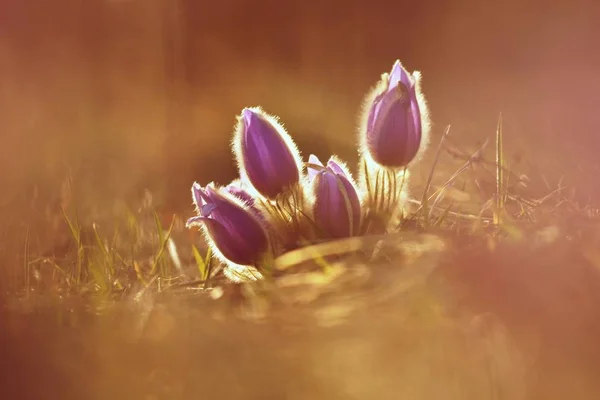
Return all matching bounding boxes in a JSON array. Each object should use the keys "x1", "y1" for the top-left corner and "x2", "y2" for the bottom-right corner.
[
  {"x1": 186, "y1": 182, "x2": 269, "y2": 267},
  {"x1": 233, "y1": 107, "x2": 302, "y2": 200},
  {"x1": 363, "y1": 60, "x2": 423, "y2": 168},
  {"x1": 307, "y1": 155, "x2": 362, "y2": 238}
]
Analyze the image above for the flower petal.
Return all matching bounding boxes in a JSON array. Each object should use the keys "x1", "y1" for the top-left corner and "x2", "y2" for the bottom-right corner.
[
  {"x1": 326, "y1": 158, "x2": 347, "y2": 177},
  {"x1": 388, "y1": 60, "x2": 413, "y2": 91},
  {"x1": 307, "y1": 154, "x2": 324, "y2": 181},
  {"x1": 201, "y1": 203, "x2": 217, "y2": 217},
  {"x1": 313, "y1": 170, "x2": 361, "y2": 238},
  {"x1": 191, "y1": 182, "x2": 206, "y2": 211}
]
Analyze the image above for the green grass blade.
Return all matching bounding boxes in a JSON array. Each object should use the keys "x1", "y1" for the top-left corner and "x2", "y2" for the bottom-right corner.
[
  {"x1": 494, "y1": 113, "x2": 505, "y2": 226},
  {"x1": 133, "y1": 260, "x2": 149, "y2": 287},
  {"x1": 61, "y1": 206, "x2": 80, "y2": 243},
  {"x1": 150, "y1": 214, "x2": 176, "y2": 276},
  {"x1": 421, "y1": 125, "x2": 451, "y2": 228},
  {"x1": 153, "y1": 209, "x2": 166, "y2": 245},
  {"x1": 433, "y1": 201, "x2": 455, "y2": 228},
  {"x1": 204, "y1": 248, "x2": 212, "y2": 276},
  {"x1": 60, "y1": 205, "x2": 84, "y2": 283},
  {"x1": 88, "y1": 257, "x2": 109, "y2": 293},
  {"x1": 152, "y1": 209, "x2": 167, "y2": 275},
  {"x1": 92, "y1": 223, "x2": 116, "y2": 278},
  {"x1": 192, "y1": 244, "x2": 208, "y2": 280},
  {"x1": 126, "y1": 206, "x2": 139, "y2": 243},
  {"x1": 110, "y1": 221, "x2": 121, "y2": 251},
  {"x1": 92, "y1": 224, "x2": 107, "y2": 256},
  {"x1": 24, "y1": 215, "x2": 31, "y2": 296}
]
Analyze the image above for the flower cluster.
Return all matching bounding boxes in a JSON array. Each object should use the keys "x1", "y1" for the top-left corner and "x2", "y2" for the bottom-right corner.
[{"x1": 186, "y1": 60, "x2": 430, "y2": 280}]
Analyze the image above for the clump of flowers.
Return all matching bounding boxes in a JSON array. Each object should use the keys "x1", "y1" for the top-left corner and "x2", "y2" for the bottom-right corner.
[{"x1": 186, "y1": 59, "x2": 430, "y2": 281}]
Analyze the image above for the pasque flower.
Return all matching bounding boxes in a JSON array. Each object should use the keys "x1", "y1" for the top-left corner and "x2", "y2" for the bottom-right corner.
[
  {"x1": 307, "y1": 155, "x2": 361, "y2": 238},
  {"x1": 362, "y1": 60, "x2": 426, "y2": 168},
  {"x1": 186, "y1": 182, "x2": 269, "y2": 267},
  {"x1": 232, "y1": 107, "x2": 302, "y2": 200}
]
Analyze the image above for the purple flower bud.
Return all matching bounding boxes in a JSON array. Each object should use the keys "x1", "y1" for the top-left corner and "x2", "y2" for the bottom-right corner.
[
  {"x1": 233, "y1": 107, "x2": 302, "y2": 199},
  {"x1": 187, "y1": 182, "x2": 269, "y2": 267},
  {"x1": 364, "y1": 60, "x2": 423, "y2": 168},
  {"x1": 307, "y1": 155, "x2": 362, "y2": 238}
]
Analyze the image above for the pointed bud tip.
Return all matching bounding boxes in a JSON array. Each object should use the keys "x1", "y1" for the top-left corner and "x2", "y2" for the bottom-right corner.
[
  {"x1": 326, "y1": 158, "x2": 346, "y2": 177},
  {"x1": 241, "y1": 107, "x2": 253, "y2": 117},
  {"x1": 241, "y1": 107, "x2": 266, "y2": 126},
  {"x1": 308, "y1": 154, "x2": 323, "y2": 168},
  {"x1": 389, "y1": 59, "x2": 412, "y2": 89},
  {"x1": 307, "y1": 154, "x2": 324, "y2": 181},
  {"x1": 192, "y1": 182, "x2": 206, "y2": 208},
  {"x1": 241, "y1": 108, "x2": 255, "y2": 126},
  {"x1": 326, "y1": 157, "x2": 340, "y2": 169}
]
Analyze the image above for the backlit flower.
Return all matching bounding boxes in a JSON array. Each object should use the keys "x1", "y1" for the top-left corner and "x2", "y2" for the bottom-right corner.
[
  {"x1": 361, "y1": 60, "x2": 427, "y2": 168},
  {"x1": 307, "y1": 155, "x2": 361, "y2": 238},
  {"x1": 186, "y1": 182, "x2": 269, "y2": 267},
  {"x1": 233, "y1": 107, "x2": 302, "y2": 199}
]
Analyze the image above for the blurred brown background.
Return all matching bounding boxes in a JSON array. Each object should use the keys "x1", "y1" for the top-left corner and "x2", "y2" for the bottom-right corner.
[
  {"x1": 1, "y1": 0, "x2": 599, "y2": 217},
  {"x1": 2, "y1": 2, "x2": 600, "y2": 396}
]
